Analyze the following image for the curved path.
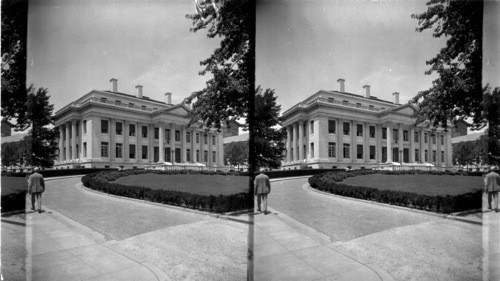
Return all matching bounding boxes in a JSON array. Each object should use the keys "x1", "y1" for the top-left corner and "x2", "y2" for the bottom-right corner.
[{"x1": 264, "y1": 178, "x2": 483, "y2": 281}]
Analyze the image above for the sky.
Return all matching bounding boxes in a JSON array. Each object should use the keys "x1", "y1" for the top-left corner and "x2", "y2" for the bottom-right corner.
[
  {"x1": 256, "y1": 0, "x2": 500, "y2": 116},
  {"x1": 27, "y1": 0, "x2": 219, "y2": 112}
]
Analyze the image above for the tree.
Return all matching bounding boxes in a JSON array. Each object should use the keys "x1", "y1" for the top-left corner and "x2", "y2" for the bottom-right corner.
[
  {"x1": 410, "y1": 0, "x2": 483, "y2": 129},
  {"x1": 185, "y1": 0, "x2": 254, "y2": 131},
  {"x1": 1, "y1": 141, "x2": 22, "y2": 169},
  {"x1": 1, "y1": 0, "x2": 29, "y2": 130},
  {"x1": 25, "y1": 86, "x2": 58, "y2": 168},
  {"x1": 452, "y1": 141, "x2": 476, "y2": 169},
  {"x1": 224, "y1": 141, "x2": 248, "y2": 170},
  {"x1": 254, "y1": 87, "x2": 285, "y2": 169},
  {"x1": 482, "y1": 87, "x2": 500, "y2": 165}
]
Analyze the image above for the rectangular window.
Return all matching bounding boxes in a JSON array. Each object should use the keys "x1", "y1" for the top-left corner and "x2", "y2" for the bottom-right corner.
[
  {"x1": 343, "y1": 144, "x2": 350, "y2": 158},
  {"x1": 356, "y1": 124, "x2": 363, "y2": 137},
  {"x1": 142, "y1": 145, "x2": 148, "y2": 159},
  {"x1": 393, "y1": 129, "x2": 398, "y2": 141},
  {"x1": 328, "y1": 142, "x2": 336, "y2": 158},
  {"x1": 403, "y1": 148, "x2": 409, "y2": 163},
  {"x1": 212, "y1": 151, "x2": 216, "y2": 162},
  {"x1": 115, "y1": 100, "x2": 121, "y2": 105},
  {"x1": 370, "y1": 145, "x2": 376, "y2": 160},
  {"x1": 129, "y1": 144, "x2": 136, "y2": 159},
  {"x1": 187, "y1": 149, "x2": 191, "y2": 162},
  {"x1": 196, "y1": 133, "x2": 200, "y2": 143},
  {"x1": 116, "y1": 122, "x2": 122, "y2": 135},
  {"x1": 343, "y1": 122, "x2": 350, "y2": 135},
  {"x1": 101, "y1": 142, "x2": 108, "y2": 157},
  {"x1": 424, "y1": 133, "x2": 428, "y2": 143},
  {"x1": 141, "y1": 105, "x2": 147, "y2": 110},
  {"x1": 342, "y1": 100, "x2": 348, "y2": 105},
  {"x1": 116, "y1": 143, "x2": 123, "y2": 158},
  {"x1": 129, "y1": 103, "x2": 134, "y2": 108},
  {"x1": 83, "y1": 120, "x2": 87, "y2": 134},
  {"x1": 328, "y1": 120, "x2": 336, "y2": 134},
  {"x1": 186, "y1": 132, "x2": 191, "y2": 143},
  {"x1": 83, "y1": 142, "x2": 87, "y2": 157},
  {"x1": 356, "y1": 103, "x2": 362, "y2": 108},
  {"x1": 204, "y1": 134, "x2": 208, "y2": 144},
  {"x1": 101, "y1": 119, "x2": 109, "y2": 134},
  {"x1": 204, "y1": 150, "x2": 208, "y2": 162},
  {"x1": 129, "y1": 124, "x2": 135, "y2": 137},
  {"x1": 303, "y1": 123, "x2": 307, "y2": 136},
  {"x1": 382, "y1": 127, "x2": 387, "y2": 139},
  {"x1": 382, "y1": 147, "x2": 387, "y2": 162},
  {"x1": 76, "y1": 144, "x2": 79, "y2": 156},
  {"x1": 403, "y1": 130, "x2": 408, "y2": 141},
  {"x1": 357, "y1": 144, "x2": 363, "y2": 159},
  {"x1": 415, "y1": 149, "x2": 420, "y2": 162},
  {"x1": 175, "y1": 130, "x2": 180, "y2": 142},
  {"x1": 153, "y1": 147, "x2": 159, "y2": 162},
  {"x1": 196, "y1": 150, "x2": 200, "y2": 161},
  {"x1": 142, "y1": 126, "x2": 148, "y2": 138},
  {"x1": 441, "y1": 151, "x2": 445, "y2": 162},
  {"x1": 425, "y1": 150, "x2": 428, "y2": 162},
  {"x1": 432, "y1": 150, "x2": 437, "y2": 162},
  {"x1": 328, "y1": 97, "x2": 334, "y2": 103},
  {"x1": 310, "y1": 120, "x2": 314, "y2": 134},
  {"x1": 212, "y1": 135, "x2": 216, "y2": 145},
  {"x1": 100, "y1": 97, "x2": 107, "y2": 103},
  {"x1": 166, "y1": 129, "x2": 170, "y2": 142},
  {"x1": 369, "y1": 126, "x2": 375, "y2": 138},
  {"x1": 154, "y1": 128, "x2": 159, "y2": 139},
  {"x1": 432, "y1": 135, "x2": 436, "y2": 144},
  {"x1": 440, "y1": 135, "x2": 444, "y2": 145},
  {"x1": 369, "y1": 105, "x2": 374, "y2": 110},
  {"x1": 310, "y1": 143, "x2": 314, "y2": 158},
  {"x1": 414, "y1": 131, "x2": 419, "y2": 142}
]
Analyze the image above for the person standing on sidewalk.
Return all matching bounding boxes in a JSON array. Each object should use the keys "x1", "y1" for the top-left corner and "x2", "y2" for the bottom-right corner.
[
  {"x1": 28, "y1": 168, "x2": 45, "y2": 213},
  {"x1": 484, "y1": 167, "x2": 500, "y2": 212},
  {"x1": 254, "y1": 168, "x2": 271, "y2": 214}
]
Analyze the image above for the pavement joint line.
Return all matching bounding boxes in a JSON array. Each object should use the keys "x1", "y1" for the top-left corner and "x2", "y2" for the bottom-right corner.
[{"x1": 304, "y1": 182, "x2": 483, "y2": 226}]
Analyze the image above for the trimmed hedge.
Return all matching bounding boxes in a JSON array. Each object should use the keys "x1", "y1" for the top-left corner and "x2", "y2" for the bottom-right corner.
[
  {"x1": 1, "y1": 191, "x2": 26, "y2": 213},
  {"x1": 258, "y1": 169, "x2": 345, "y2": 179},
  {"x1": 81, "y1": 170, "x2": 252, "y2": 213},
  {"x1": 308, "y1": 170, "x2": 483, "y2": 213}
]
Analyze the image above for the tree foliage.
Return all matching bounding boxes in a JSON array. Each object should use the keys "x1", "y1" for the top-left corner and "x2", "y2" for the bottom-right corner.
[
  {"x1": 1, "y1": 0, "x2": 29, "y2": 129},
  {"x1": 483, "y1": 87, "x2": 500, "y2": 164},
  {"x1": 410, "y1": 0, "x2": 483, "y2": 129},
  {"x1": 254, "y1": 87, "x2": 285, "y2": 169},
  {"x1": 25, "y1": 86, "x2": 58, "y2": 168},
  {"x1": 185, "y1": 0, "x2": 254, "y2": 130},
  {"x1": 224, "y1": 141, "x2": 248, "y2": 169},
  {"x1": 452, "y1": 141, "x2": 478, "y2": 167}
]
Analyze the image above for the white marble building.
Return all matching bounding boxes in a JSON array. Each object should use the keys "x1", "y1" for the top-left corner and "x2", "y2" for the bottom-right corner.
[
  {"x1": 53, "y1": 79, "x2": 224, "y2": 169},
  {"x1": 281, "y1": 79, "x2": 453, "y2": 170}
]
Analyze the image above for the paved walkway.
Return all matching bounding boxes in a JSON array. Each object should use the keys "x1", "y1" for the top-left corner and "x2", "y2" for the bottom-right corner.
[
  {"x1": 251, "y1": 210, "x2": 393, "y2": 281},
  {"x1": 482, "y1": 194, "x2": 500, "y2": 281},
  {"x1": 2, "y1": 210, "x2": 162, "y2": 281}
]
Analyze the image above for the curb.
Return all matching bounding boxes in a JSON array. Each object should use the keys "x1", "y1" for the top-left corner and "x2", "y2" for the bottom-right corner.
[{"x1": 305, "y1": 184, "x2": 483, "y2": 226}]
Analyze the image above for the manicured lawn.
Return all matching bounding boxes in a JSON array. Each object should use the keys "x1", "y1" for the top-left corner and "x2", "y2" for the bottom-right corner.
[
  {"x1": 1, "y1": 177, "x2": 27, "y2": 196},
  {"x1": 342, "y1": 174, "x2": 483, "y2": 196},
  {"x1": 114, "y1": 173, "x2": 250, "y2": 196}
]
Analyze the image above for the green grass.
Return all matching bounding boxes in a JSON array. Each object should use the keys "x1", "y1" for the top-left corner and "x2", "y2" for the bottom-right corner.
[
  {"x1": 114, "y1": 173, "x2": 250, "y2": 196},
  {"x1": 342, "y1": 174, "x2": 483, "y2": 196},
  {"x1": 1, "y1": 177, "x2": 27, "y2": 196}
]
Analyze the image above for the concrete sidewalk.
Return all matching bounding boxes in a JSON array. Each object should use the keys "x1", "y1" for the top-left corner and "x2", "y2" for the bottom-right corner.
[
  {"x1": 4, "y1": 208, "x2": 163, "y2": 281},
  {"x1": 251, "y1": 209, "x2": 394, "y2": 281}
]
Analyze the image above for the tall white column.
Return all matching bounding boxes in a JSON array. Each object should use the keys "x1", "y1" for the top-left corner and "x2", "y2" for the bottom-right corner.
[
  {"x1": 217, "y1": 132, "x2": 224, "y2": 166},
  {"x1": 181, "y1": 126, "x2": 187, "y2": 163},
  {"x1": 65, "y1": 123, "x2": 70, "y2": 161},
  {"x1": 136, "y1": 122, "x2": 141, "y2": 162},
  {"x1": 87, "y1": 118, "x2": 94, "y2": 160},
  {"x1": 80, "y1": 121, "x2": 84, "y2": 159},
  {"x1": 292, "y1": 123, "x2": 297, "y2": 162},
  {"x1": 199, "y1": 131, "x2": 204, "y2": 163},
  {"x1": 420, "y1": 129, "x2": 425, "y2": 163},
  {"x1": 170, "y1": 125, "x2": 176, "y2": 162},
  {"x1": 386, "y1": 125, "x2": 392, "y2": 163},
  {"x1": 59, "y1": 126, "x2": 64, "y2": 161},
  {"x1": 110, "y1": 119, "x2": 115, "y2": 161},
  {"x1": 410, "y1": 126, "x2": 415, "y2": 163},
  {"x1": 398, "y1": 124, "x2": 403, "y2": 162},
  {"x1": 337, "y1": 119, "x2": 342, "y2": 161},
  {"x1": 208, "y1": 132, "x2": 213, "y2": 166},
  {"x1": 71, "y1": 121, "x2": 77, "y2": 160},
  {"x1": 363, "y1": 123, "x2": 369, "y2": 162},
  {"x1": 446, "y1": 130, "x2": 453, "y2": 167},
  {"x1": 376, "y1": 124, "x2": 382, "y2": 162},
  {"x1": 286, "y1": 126, "x2": 292, "y2": 163},
  {"x1": 191, "y1": 129, "x2": 196, "y2": 163},
  {"x1": 298, "y1": 121, "x2": 304, "y2": 161},
  {"x1": 437, "y1": 131, "x2": 442, "y2": 166},
  {"x1": 350, "y1": 120, "x2": 355, "y2": 162},
  {"x1": 159, "y1": 123, "x2": 164, "y2": 163}
]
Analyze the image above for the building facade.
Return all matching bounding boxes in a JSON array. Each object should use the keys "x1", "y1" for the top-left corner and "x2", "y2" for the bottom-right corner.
[
  {"x1": 281, "y1": 79, "x2": 453, "y2": 170},
  {"x1": 53, "y1": 79, "x2": 224, "y2": 169}
]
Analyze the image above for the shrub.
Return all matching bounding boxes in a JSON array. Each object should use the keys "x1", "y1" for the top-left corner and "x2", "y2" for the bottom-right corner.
[
  {"x1": 1, "y1": 191, "x2": 26, "y2": 213},
  {"x1": 309, "y1": 170, "x2": 482, "y2": 213},
  {"x1": 81, "y1": 170, "x2": 252, "y2": 213}
]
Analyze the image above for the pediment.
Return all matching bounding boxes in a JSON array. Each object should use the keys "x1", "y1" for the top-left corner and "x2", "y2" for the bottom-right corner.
[
  {"x1": 164, "y1": 104, "x2": 191, "y2": 116},
  {"x1": 386, "y1": 104, "x2": 416, "y2": 116}
]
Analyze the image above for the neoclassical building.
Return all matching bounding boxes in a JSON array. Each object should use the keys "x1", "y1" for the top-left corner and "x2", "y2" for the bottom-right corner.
[
  {"x1": 281, "y1": 79, "x2": 453, "y2": 170},
  {"x1": 53, "y1": 79, "x2": 224, "y2": 169}
]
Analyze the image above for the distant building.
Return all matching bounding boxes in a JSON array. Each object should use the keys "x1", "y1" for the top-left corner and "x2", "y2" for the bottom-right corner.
[
  {"x1": 53, "y1": 79, "x2": 225, "y2": 169},
  {"x1": 451, "y1": 119, "x2": 468, "y2": 138},
  {"x1": 223, "y1": 120, "x2": 242, "y2": 138},
  {"x1": 223, "y1": 133, "x2": 249, "y2": 171},
  {"x1": 280, "y1": 78, "x2": 453, "y2": 170}
]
